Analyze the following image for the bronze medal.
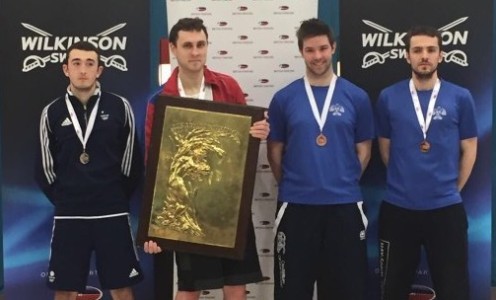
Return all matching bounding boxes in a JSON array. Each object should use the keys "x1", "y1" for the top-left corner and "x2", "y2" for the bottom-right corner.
[
  {"x1": 80, "y1": 152, "x2": 90, "y2": 164},
  {"x1": 316, "y1": 133, "x2": 327, "y2": 146},
  {"x1": 420, "y1": 140, "x2": 431, "y2": 153}
]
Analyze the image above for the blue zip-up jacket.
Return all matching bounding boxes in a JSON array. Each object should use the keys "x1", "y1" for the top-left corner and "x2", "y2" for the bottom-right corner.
[{"x1": 35, "y1": 86, "x2": 143, "y2": 216}]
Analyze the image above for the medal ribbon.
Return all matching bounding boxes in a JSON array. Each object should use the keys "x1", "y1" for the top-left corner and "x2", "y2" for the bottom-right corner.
[
  {"x1": 304, "y1": 74, "x2": 337, "y2": 134},
  {"x1": 409, "y1": 79, "x2": 441, "y2": 140},
  {"x1": 178, "y1": 76, "x2": 207, "y2": 100},
  {"x1": 65, "y1": 88, "x2": 101, "y2": 153}
]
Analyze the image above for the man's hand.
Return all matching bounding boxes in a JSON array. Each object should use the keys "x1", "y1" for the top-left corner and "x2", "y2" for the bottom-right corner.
[
  {"x1": 143, "y1": 240, "x2": 163, "y2": 254},
  {"x1": 250, "y1": 111, "x2": 269, "y2": 140}
]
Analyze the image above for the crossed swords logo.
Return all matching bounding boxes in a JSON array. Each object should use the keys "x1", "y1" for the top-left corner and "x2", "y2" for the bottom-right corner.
[
  {"x1": 361, "y1": 17, "x2": 469, "y2": 69},
  {"x1": 21, "y1": 23, "x2": 128, "y2": 72}
]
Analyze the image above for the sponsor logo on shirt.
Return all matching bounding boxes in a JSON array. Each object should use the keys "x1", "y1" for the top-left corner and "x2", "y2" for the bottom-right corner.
[{"x1": 61, "y1": 117, "x2": 72, "y2": 126}]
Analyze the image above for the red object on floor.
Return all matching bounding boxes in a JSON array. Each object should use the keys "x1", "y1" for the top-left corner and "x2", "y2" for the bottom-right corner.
[
  {"x1": 409, "y1": 293, "x2": 435, "y2": 300},
  {"x1": 76, "y1": 286, "x2": 102, "y2": 300},
  {"x1": 76, "y1": 294, "x2": 101, "y2": 300}
]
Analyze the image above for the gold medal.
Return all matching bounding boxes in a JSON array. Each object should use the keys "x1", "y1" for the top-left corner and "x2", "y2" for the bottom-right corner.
[
  {"x1": 420, "y1": 140, "x2": 430, "y2": 153},
  {"x1": 80, "y1": 152, "x2": 90, "y2": 164},
  {"x1": 316, "y1": 133, "x2": 327, "y2": 146}
]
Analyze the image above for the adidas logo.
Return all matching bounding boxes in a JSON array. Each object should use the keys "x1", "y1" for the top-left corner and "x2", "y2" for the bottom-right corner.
[
  {"x1": 129, "y1": 268, "x2": 140, "y2": 278},
  {"x1": 61, "y1": 117, "x2": 72, "y2": 126}
]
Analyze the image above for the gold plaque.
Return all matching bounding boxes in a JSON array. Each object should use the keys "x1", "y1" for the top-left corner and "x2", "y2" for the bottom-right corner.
[{"x1": 138, "y1": 95, "x2": 265, "y2": 259}]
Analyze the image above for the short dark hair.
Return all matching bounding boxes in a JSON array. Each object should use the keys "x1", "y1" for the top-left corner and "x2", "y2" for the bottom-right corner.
[
  {"x1": 65, "y1": 41, "x2": 101, "y2": 66},
  {"x1": 405, "y1": 25, "x2": 442, "y2": 51},
  {"x1": 296, "y1": 18, "x2": 336, "y2": 51},
  {"x1": 169, "y1": 18, "x2": 209, "y2": 46}
]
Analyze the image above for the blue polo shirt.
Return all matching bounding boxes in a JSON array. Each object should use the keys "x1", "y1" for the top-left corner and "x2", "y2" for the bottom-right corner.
[
  {"x1": 376, "y1": 79, "x2": 477, "y2": 210},
  {"x1": 268, "y1": 77, "x2": 374, "y2": 205}
]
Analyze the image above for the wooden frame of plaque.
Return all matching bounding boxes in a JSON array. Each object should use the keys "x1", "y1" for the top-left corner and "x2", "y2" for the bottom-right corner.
[{"x1": 137, "y1": 95, "x2": 264, "y2": 259}]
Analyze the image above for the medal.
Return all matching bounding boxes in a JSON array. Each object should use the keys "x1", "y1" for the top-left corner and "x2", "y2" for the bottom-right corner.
[
  {"x1": 409, "y1": 79, "x2": 440, "y2": 154},
  {"x1": 304, "y1": 74, "x2": 337, "y2": 148},
  {"x1": 420, "y1": 140, "x2": 430, "y2": 153},
  {"x1": 80, "y1": 152, "x2": 90, "y2": 164},
  {"x1": 316, "y1": 133, "x2": 327, "y2": 146},
  {"x1": 65, "y1": 86, "x2": 101, "y2": 167}
]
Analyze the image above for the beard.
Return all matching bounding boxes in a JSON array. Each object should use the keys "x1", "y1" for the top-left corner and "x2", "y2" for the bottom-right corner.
[
  {"x1": 306, "y1": 60, "x2": 332, "y2": 78},
  {"x1": 412, "y1": 66, "x2": 437, "y2": 80}
]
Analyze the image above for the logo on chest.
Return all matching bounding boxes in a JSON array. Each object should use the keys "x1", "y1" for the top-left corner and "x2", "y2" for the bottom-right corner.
[
  {"x1": 100, "y1": 110, "x2": 110, "y2": 121},
  {"x1": 329, "y1": 103, "x2": 345, "y2": 116},
  {"x1": 432, "y1": 106, "x2": 447, "y2": 120},
  {"x1": 61, "y1": 117, "x2": 72, "y2": 127}
]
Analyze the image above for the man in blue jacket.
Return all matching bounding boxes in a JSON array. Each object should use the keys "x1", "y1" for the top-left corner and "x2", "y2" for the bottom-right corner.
[{"x1": 36, "y1": 41, "x2": 144, "y2": 300}]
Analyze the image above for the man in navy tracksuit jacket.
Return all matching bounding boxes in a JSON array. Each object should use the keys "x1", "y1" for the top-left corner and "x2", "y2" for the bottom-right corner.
[{"x1": 35, "y1": 41, "x2": 143, "y2": 300}]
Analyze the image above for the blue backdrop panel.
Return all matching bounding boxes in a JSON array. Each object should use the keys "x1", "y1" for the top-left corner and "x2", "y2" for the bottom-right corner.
[
  {"x1": 339, "y1": 1, "x2": 492, "y2": 299},
  {"x1": 0, "y1": 0, "x2": 153, "y2": 298},
  {"x1": 492, "y1": 0, "x2": 496, "y2": 288}
]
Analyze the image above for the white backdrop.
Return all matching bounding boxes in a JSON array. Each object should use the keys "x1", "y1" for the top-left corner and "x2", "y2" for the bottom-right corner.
[{"x1": 164, "y1": 1, "x2": 318, "y2": 298}]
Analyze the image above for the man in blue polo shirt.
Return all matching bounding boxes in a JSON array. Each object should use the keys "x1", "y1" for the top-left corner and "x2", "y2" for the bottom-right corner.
[
  {"x1": 376, "y1": 25, "x2": 477, "y2": 300},
  {"x1": 267, "y1": 18, "x2": 374, "y2": 300}
]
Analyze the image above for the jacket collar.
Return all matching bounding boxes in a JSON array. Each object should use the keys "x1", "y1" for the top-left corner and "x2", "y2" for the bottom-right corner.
[{"x1": 162, "y1": 66, "x2": 219, "y2": 95}]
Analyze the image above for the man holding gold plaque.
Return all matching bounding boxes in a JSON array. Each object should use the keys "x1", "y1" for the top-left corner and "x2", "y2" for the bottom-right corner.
[{"x1": 143, "y1": 18, "x2": 268, "y2": 300}]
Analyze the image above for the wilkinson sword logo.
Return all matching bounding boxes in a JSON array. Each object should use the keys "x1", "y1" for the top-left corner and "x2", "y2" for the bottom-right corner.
[
  {"x1": 21, "y1": 23, "x2": 128, "y2": 72},
  {"x1": 361, "y1": 17, "x2": 469, "y2": 69}
]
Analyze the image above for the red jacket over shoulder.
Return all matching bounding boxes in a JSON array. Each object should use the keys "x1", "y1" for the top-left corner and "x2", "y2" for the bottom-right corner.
[{"x1": 144, "y1": 66, "x2": 246, "y2": 158}]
